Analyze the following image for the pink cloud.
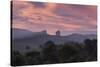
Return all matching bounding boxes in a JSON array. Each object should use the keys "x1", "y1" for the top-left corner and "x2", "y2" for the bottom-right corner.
[{"x1": 12, "y1": 1, "x2": 97, "y2": 35}]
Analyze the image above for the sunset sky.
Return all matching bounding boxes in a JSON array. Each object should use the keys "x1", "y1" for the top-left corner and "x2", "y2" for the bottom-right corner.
[{"x1": 12, "y1": 1, "x2": 97, "y2": 35}]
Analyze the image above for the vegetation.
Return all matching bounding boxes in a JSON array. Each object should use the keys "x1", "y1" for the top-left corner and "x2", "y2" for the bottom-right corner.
[{"x1": 11, "y1": 39, "x2": 97, "y2": 66}]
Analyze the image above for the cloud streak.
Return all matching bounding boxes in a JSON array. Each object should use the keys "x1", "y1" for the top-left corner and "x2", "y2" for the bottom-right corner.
[{"x1": 12, "y1": 1, "x2": 97, "y2": 35}]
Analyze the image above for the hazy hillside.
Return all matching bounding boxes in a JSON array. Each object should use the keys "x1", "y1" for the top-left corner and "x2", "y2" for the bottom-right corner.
[
  {"x1": 12, "y1": 28, "x2": 48, "y2": 40},
  {"x1": 12, "y1": 28, "x2": 97, "y2": 53}
]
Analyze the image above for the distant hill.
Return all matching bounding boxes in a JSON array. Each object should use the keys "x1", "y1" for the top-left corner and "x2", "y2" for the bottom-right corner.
[
  {"x1": 12, "y1": 28, "x2": 48, "y2": 40},
  {"x1": 12, "y1": 28, "x2": 97, "y2": 53}
]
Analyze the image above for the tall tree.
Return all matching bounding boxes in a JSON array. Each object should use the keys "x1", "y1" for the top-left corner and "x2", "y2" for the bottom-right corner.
[{"x1": 42, "y1": 41, "x2": 59, "y2": 63}]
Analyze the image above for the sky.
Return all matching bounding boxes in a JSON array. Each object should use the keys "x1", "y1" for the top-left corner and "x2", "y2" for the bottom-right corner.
[{"x1": 12, "y1": 1, "x2": 97, "y2": 35}]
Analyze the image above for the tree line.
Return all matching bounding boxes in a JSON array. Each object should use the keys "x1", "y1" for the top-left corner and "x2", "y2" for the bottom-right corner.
[{"x1": 11, "y1": 39, "x2": 97, "y2": 66}]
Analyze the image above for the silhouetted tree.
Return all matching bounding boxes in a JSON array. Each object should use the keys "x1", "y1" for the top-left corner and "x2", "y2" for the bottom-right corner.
[
  {"x1": 90, "y1": 39, "x2": 97, "y2": 60},
  {"x1": 92, "y1": 39, "x2": 97, "y2": 55},
  {"x1": 11, "y1": 51, "x2": 25, "y2": 66},
  {"x1": 25, "y1": 51, "x2": 42, "y2": 65},
  {"x1": 42, "y1": 41, "x2": 59, "y2": 63},
  {"x1": 25, "y1": 46, "x2": 30, "y2": 50},
  {"x1": 84, "y1": 39, "x2": 97, "y2": 61},
  {"x1": 58, "y1": 43, "x2": 79, "y2": 62}
]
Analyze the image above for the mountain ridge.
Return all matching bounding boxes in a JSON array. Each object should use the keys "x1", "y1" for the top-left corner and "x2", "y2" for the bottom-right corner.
[
  {"x1": 12, "y1": 28, "x2": 97, "y2": 40},
  {"x1": 12, "y1": 28, "x2": 97, "y2": 53}
]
